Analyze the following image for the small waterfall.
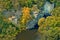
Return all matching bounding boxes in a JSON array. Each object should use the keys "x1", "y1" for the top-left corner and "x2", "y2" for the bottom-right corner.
[
  {"x1": 26, "y1": 1, "x2": 55, "y2": 29},
  {"x1": 43, "y1": 1, "x2": 54, "y2": 13}
]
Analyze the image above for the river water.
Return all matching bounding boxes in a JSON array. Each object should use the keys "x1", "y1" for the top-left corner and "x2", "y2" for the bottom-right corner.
[{"x1": 15, "y1": 29, "x2": 40, "y2": 40}]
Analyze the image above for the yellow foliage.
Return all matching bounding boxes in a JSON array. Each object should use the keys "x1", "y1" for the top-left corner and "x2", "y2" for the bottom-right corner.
[
  {"x1": 22, "y1": 7, "x2": 30, "y2": 16},
  {"x1": 38, "y1": 16, "x2": 60, "y2": 32},
  {"x1": 38, "y1": 17, "x2": 45, "y2": 26},
  {"x1": 21, "y1": 7, "x2": 32, "y2": 24},
  {"x1": 51, "y1": 7, "x2": 60, "y2": 17},
  {"x1": 38, "y1": 16, "x2": 60, "y2": 40}
]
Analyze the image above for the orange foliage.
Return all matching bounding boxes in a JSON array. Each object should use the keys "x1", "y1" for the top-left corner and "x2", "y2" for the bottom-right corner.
[{"x1": 21, "y1": 7, "x2": 32, "y2": 24}]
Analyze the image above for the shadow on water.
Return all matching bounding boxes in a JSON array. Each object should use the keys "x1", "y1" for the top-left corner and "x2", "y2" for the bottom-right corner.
[
  {"x1": 15, "y1": 29, "x2": 39, "y2": 40},
  {"x1": 15, "y1": 23, "x2": 39, "y2": 40}
]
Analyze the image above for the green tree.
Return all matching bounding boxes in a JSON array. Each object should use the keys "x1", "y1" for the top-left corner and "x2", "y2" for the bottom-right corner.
[
  {"x1": 51, "y1": 7, "x2": 60, "y2": 17},
  {"x1": 38, "y1": 16, "x2": 60, "y2": 40},
  {"x1": 0, "y1": 12, "x2": 21, "y2": 40}
]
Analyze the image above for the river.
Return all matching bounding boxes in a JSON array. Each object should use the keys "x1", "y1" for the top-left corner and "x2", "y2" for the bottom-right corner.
[{"x1": 15, "y1": 29, "x2": 40, "y2": 40}]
